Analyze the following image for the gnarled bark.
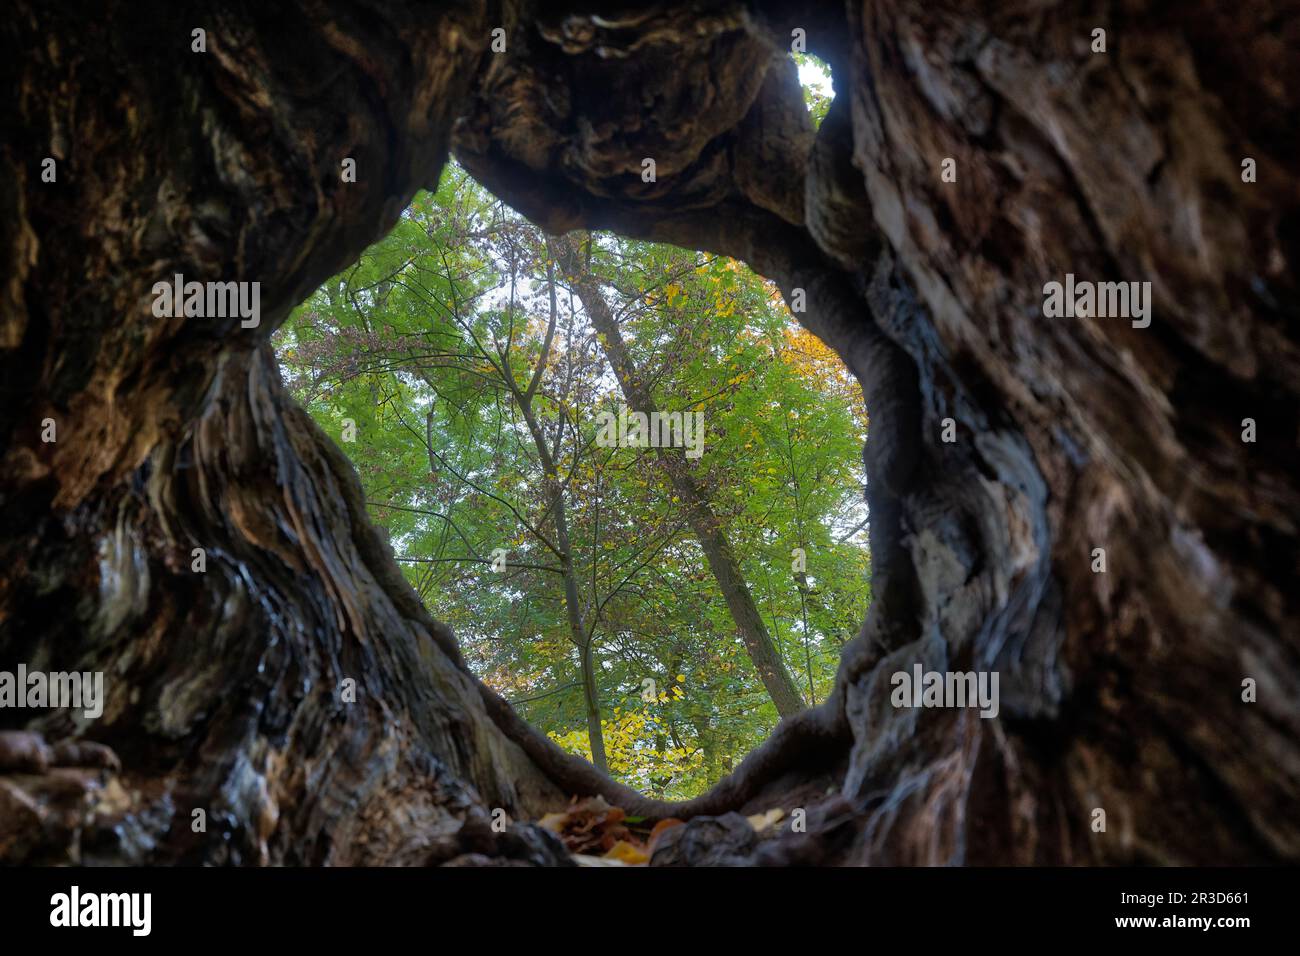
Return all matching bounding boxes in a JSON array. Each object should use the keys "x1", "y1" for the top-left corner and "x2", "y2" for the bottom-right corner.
[{"x1": 2, "y1": 0, "x2": 1296, "y2": 866}]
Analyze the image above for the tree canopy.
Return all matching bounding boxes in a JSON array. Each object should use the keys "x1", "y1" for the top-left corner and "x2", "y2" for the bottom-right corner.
[{"x1": 274, "y1": 159, "x2": 869, "y2": 799}]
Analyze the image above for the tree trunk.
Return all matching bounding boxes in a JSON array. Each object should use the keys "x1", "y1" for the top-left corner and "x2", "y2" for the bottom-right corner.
[
  {"x1": 553, "y1": 238, "x2": 808, "y2": 720},
  {"x1": 508, "y1": 260, "x2": 608, "y2": 771},
  {"x1": 4, "y1": 1, "x2": 1297, "y2": 866},
  {"x1": 578, "y1": 641, "x2": 608, "y2": 773}
]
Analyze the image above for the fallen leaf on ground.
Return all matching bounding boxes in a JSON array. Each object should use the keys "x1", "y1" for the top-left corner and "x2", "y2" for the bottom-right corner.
[
  {"x1": 603, "y1": 840, "x2": 650, "y2": 864},
  {"x1": 647, "y1": 817, "x2": 685, "y2": 849},
  {"x1": 746, "y1": 807, "x2": 785, "y2": 831},
  {"x1": 536, "y1": 799, "x2": 684, "y2": 864}
]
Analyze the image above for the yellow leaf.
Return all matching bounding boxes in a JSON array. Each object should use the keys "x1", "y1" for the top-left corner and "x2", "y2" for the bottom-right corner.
[
  {"x1": 603, "y1": 841, "x2": 650, "y2": 865},
  {"x1": 537, "y1": 812, "x2": 569, "y2": 833},
  {"x1": 746, "y1": 808, "x2": 785, "y2": 832}
]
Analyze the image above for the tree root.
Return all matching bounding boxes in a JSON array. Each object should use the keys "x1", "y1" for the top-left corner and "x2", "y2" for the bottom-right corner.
[{"x1": 473, "y1": 672, "x2": 851, "y2": 821}]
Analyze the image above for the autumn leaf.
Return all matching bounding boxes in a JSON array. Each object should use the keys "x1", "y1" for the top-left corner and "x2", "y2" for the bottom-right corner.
[
  {"x1": 603, "y1": 840, "x2": 650, "y2": 864},
  {"x1": 746, "y1": 807, "x2": 785, "y2": 832}
]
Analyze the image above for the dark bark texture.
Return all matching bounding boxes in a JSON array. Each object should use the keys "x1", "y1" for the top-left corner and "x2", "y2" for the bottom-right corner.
[{"x1": 1, "y1": 1, "x2": 1296, "y2": 865}]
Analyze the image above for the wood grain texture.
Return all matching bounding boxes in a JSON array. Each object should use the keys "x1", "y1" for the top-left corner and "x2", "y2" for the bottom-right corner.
[{"x1": 1, "y1": 0, "x2": 1295, "y2": 865}]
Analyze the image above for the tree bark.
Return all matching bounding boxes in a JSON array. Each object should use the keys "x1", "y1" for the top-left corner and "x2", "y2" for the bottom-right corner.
[{"x1": 3, "y1": 1, "x2": 1297, "y2": 866}]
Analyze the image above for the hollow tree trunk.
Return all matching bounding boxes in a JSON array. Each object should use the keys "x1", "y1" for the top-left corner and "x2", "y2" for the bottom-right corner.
[
  {"x1": 552, "y1": 236, "x2": 808, "y2": 719},
  {"x1": 3, "y1": 1, "x2": 1297, "y2": 867}
]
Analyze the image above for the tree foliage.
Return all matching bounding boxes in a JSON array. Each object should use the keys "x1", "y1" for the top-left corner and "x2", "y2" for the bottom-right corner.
[{"x1": 274, "y1": 162, "x2": 869, "y2": 798}]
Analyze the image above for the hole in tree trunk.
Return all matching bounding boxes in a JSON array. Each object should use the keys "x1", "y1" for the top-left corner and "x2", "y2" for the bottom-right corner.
[
  {"x1": 272, "y1": 158, "x2": 872, "y2": 801},
  {"x1": 4, "y1": 4, "x2": 1296, "y2": 868}
]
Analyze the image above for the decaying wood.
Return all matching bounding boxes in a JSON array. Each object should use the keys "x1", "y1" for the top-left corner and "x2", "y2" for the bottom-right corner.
[{"x1": 1, "y1": 1, "x2": 1296, "y2": 865}]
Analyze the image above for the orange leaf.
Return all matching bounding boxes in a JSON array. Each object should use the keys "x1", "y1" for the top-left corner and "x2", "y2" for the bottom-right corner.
[
  {"x1": 603, "y1": 840, "x2": 651, "y2": 865},
  {"x1": 647, "y1": 817, "x2": 685, "y2": 852}
]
